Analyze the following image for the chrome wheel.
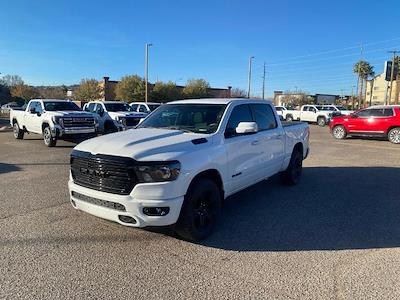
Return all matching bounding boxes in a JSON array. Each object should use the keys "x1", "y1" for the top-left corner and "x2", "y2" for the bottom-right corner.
[
  {"x1": 317, "y1": 117, "x2": 326, "y2": 127},
  {"x1": 13, "y1": 123, "x2": 19, "y2": 138},
  {"x1": 388, "y1": 128, "x2": 400, "y2": 144},
  {"x1": 333, "y1": 125, "x2": 346, "y2": 139}
]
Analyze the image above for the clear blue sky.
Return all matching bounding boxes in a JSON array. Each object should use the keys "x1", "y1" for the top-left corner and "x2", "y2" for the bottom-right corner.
[{"x1": 1, "y1": 0, "x2": 400, "y2": 97}]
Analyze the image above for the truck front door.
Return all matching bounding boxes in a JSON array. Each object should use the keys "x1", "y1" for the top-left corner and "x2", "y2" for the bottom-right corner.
[
  {"x1": 224, "y1": 104, "x2": 264, "y2": 194},
  {"x1": 25, "y1": 101, "x2": 42, "y2": 134}
]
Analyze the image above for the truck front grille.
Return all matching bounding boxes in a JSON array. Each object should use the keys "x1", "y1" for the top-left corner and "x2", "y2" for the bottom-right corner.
[
  {"x1": 70, "y1": 150, "x2": 137, "y2": 195},
  {"x1": 62, "y1": 117, "x2": 95, "y2": 128}
]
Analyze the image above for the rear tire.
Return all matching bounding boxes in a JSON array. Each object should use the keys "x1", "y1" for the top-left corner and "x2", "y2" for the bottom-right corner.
[
  {"x1": 388, "y1": 127, "x2": 400, "y2": 144},
  {"x1": 332, "y1": 125, "x2": 347, "y2": 140},
  {"x1": 43, "y1": 126, "x2": 56, "y2": 147},
  {"x1": 13, "y1": 122, "x2": 24, "y2": 139},
  {"x1": 175, "y1": 178, "x2": 222, "y2": 242},
  {"x1": 317, "y1": 116, "x2": 327, "y2": 127},
  {"x1": 281, "y1": 149, "x2": 303, "y2": 186}
]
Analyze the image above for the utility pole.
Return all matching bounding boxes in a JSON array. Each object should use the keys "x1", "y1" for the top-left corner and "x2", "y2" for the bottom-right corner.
[
  {"x1": 357, "y1": 43, "x2": 364, "y2": 109},
  {"x1": 144, "y1": 43, "x2": 153, "y2": 103},
  {"x1": 262, "y1": 62, "x2": 266, "y2": 99},
  {"x1": 247, "y1": 56, "x2": 254, "y2": 98},
  {"x1": 387, "y1": 50, "x2": 398, "y2": 105}
]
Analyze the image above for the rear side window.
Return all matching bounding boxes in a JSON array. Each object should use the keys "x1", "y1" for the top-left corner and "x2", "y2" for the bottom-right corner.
[
  {"x1": 225, "y1": 104, "x2": 253, "y2": 137},
  {"x1": 85, "y1": 103, "x2": 96, "y2": 112},
  {"x1": 276, "y1": 107, "x2": 282, "y2": 111},
  {"x1": 131, "y1": 104, "x2": 138, "y2": 111},
  {"x1": 250, "y1": 104, "x2": 277, "y2": 130},
  {"x1": 383, "y1": 108, "x2": 394, "y2": 116}
]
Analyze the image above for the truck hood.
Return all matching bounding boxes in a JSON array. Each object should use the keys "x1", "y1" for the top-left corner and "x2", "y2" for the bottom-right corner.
[
  {"x1": 44, "y1": 111, "x2": 94, "y2": 118},
  {"x1": 74, "y1": 128, "x2": 211, "y2": 161},
  {"x1": 108, "y1": 111, "x2": 147, "y2": 120}
]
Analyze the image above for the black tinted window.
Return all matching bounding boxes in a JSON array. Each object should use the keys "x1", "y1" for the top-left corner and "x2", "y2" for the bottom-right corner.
[
  {"x1": 276, "y1": 107, "x2": 282, "y2": 111},
  {"x1": 355, "y1": 109, "x2": 371, "y2": 117},
  {"x1": 86, "y1": 103, "x2": 95, "y2": 112},
  {"x1": 225, "y1": 104, "x2": 253, "y2": 137},
  {"x1": 368, "y1": 108, "x2": 394, "y2": 117},
  {"x1": 250, "y1": 104, "x2": 277, "y2": 130},
  {"x1": 44, "y1": 101, "x2": 80, "y2": 111}
]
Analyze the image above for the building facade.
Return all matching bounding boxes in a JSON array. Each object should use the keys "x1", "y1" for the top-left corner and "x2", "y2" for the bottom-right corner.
[{"x1": 365, "y1": 73, "x2": 399, "y2": 105}]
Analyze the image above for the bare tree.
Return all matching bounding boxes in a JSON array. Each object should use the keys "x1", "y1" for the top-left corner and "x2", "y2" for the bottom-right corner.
[{"x1": 230, "y1": 87, "x2": 247, "y2": 98}]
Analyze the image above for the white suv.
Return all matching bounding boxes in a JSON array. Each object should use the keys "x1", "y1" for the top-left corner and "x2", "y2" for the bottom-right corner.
[{"x1": 130, "y1": 102, "x2": 162, "y2": 114}]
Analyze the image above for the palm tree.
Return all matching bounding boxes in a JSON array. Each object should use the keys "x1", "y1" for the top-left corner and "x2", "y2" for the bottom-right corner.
[{"x1": 353, "y1": 60, "x2": 374, "y2": 108}]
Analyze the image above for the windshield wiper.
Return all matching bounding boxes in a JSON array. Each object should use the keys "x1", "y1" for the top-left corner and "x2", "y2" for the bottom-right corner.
[{"x1": 165, "y1": 126, "x2": 194, "y2": 133}]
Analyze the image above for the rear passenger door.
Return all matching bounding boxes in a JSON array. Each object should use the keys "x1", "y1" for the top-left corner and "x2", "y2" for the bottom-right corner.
[{"x1": 250, "y1": 104, "x2": 285, "y2": 176}]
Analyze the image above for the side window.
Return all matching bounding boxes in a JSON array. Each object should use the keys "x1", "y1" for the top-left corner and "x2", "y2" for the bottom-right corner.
[
  {"x1": 276, "y1": 107, "x2": 282, "y2": 112},
  {"x1": 309, "y1": 106, "x2": 316, "y2": 113},
  {"x1": 250, "y1": 104, "x2": 277, "y2": 131},
  {"x1": 138, "y1": 105, "x2": 147, "y2": 113},
  {"x1": 302, "y1": 106, "x2": 309, "y2": 111},
  {"x1": 27, "y1": 101, "x2": 36, "y2": 112},
  {"x1": 131, "y1": 104, "x2": 138, "y2": 111},
  {"x1": 225, "y1": 104, "x2": 253, "y2": 138},
  {"x1": 383, "y1": 108, "x2": 394, "y2": 117},
  {"x1": 95, "y1": 103, "x2": 103, "y2": 114},
  {"x1": 36, "y1": 102, "x2": 43, "y2": 113},
  {"x1": 88, "y1": 103, "x2": 96, "y2": 112},
  {"x1": 355, "y1": 109, "x2": 371, "y2": 117}
]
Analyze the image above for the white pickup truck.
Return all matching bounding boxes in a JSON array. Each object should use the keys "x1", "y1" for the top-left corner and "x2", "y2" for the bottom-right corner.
[
  {"x1": 83, "y1": 101, "x2": 147, "y2": 134},
  {"x1": 282, "y1": 104, "x2": 334, "y2": 126},
  {"x1": 69, "y1": 98, "x2": 310, "y2": 241},
  {"x1": 10, "y1": 99, "x2": 97, "y2": 147}
]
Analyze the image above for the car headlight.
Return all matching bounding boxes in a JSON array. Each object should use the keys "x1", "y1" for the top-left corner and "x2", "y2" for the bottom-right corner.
[
  {"x1": 133, "y1": 161, "x2": 181, "y2": 183},
  {"x1": 52, "y1": 116, "x2": 62, "y2": 125}
]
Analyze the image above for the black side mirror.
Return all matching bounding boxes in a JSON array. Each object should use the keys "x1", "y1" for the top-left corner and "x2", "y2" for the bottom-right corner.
[{"x1": 30, "y1": 108, "x2": 36, "y2": 114}]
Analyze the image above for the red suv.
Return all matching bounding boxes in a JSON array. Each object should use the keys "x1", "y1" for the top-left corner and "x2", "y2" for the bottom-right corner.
[{"x1": 329, "y1": 105, "x2": 400, "y2": 144}]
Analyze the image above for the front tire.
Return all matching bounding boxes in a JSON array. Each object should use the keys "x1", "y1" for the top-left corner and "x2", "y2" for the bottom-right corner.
[
  {"x1": 286, "y1": 114, "x2": 293, "y2": 122},
  {"x1": 388, "y1": 127, "x2": 400, "y2": 144},
  {"x1": 13, "y1": 122, "x2": 24, "y2": 139},
  {"x1": 317, "y1": 116, "x2": 327, "y2": 127},
  {"x1": 175, "y1": 178, "x2": 222, "y2": 241},
  {"x1": 281, "y1": 149, "x2": 303, "y2": 186},
  {"x1": 332, "y1": 125, "x2": 347, "y2": 140},
  {"x1": 43, "y1": 126, "x2": 56, "y2": 147}
]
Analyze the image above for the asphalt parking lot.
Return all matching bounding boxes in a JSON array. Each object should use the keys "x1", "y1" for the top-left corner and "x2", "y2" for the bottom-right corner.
[{"x1": 1, "y1": 124, "x2": 400, "y2": 299}]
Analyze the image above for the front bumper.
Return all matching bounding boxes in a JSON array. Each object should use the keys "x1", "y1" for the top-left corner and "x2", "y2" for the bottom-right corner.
[
  {"x1": 52, "y1": 125, "x2": 96, "y2": 137},
  {"x1": 68, "y1": 180, "x2": 184, "y2": 227}
]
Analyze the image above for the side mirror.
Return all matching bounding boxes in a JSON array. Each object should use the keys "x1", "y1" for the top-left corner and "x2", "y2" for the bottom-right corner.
[
  {"x1": 236, "y1": 122, "x2": 258, "y2": 134},
  {"x1": 30, "y1": 108, "x2": 36, "y2": 114}
]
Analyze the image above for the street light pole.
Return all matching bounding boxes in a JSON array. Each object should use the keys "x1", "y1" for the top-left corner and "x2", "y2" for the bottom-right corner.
[
  {"x1": 145, "y1": 43, "x2": 153, "y2": 103},
  {"x1": 247, "y1": 56, "x2": 254, "y2": 98},
  {"x1": 388, "y1": 50, "x2": 398, "y2": 105}
]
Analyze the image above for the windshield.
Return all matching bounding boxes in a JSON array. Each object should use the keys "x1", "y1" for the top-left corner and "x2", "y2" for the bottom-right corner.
[
  {"x1": 105, "y1": 103, "x2": 133, "y2": 112},
  {"x1": 44, "y1": 101, "x2": 81, "y2": 111},
  {"x1": 138, "y1": 104, "x2": 227, "y2": 134},
  {"x1": 148, "y1": 104, "x2": 161, "y2": 111}
]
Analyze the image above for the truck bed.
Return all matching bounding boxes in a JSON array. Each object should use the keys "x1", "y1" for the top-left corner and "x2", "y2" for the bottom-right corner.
[{"x1": 282, "y1": 121, "x2": 305, "y2": 127}]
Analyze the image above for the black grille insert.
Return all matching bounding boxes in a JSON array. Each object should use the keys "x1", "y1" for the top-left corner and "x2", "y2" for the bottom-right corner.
[
  {"x1": 71, "y1": 191, "x2": 126, "y2": 211},
  {"x1": 62, "y1": 117, "x2": 95, "y2": 128},
  {"x1": 70, "y1": 150, "x2": 137, "y2": 195}
]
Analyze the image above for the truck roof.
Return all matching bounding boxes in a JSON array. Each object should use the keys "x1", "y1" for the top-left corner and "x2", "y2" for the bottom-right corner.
[
  {"x1": 169, "y1": 98, "x2": 273, "y2": 105},
  {"x1": 31, "y1": 99, "x2": 72, "y2": 102}
]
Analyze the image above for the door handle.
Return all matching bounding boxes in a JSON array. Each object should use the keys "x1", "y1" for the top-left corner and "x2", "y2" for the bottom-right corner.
[{"x1": 251, "y1": 140, "x2": 260, "y2": 145}]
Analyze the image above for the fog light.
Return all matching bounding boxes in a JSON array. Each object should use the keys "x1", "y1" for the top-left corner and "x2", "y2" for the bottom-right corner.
[
  {"x1": 143, "y1": 207, "x2": 170, "y2": 216},
  {"x1": 118, "y1": 215, "x2": 137, "y2": 224}
]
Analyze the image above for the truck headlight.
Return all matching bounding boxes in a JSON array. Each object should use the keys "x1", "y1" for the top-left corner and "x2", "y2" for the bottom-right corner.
[
  {"x1": 133, "y1": 161, "x2": 181, "y2": 182},
  {"x1": 52, "y1": 116, "x2": 62, "y2": 125}
]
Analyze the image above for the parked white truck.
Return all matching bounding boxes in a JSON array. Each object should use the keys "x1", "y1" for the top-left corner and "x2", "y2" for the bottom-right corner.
[
  {"x1": 69, "y1": 98, "x2": 310, "y2": 241},
  {"x1": 282, "y1": 105, "x2": 334, "y2": 126},
  {"x1": 10, "y1": 99, "x2": 97, "y2": 147},
  {"x1": 83, "y1": 101, "x2": 147, "y2": 134}
]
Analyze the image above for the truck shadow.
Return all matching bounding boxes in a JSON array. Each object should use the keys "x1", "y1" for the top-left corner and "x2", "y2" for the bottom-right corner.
[
  {"x1": 202, "y1": 167, "x2": 400, "y2": 252},
  {"x1": 0, "y1": 163, "x2": 21, "y2": 174}
]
